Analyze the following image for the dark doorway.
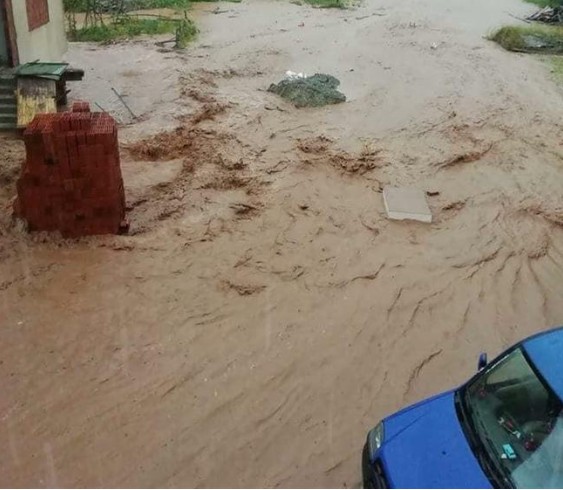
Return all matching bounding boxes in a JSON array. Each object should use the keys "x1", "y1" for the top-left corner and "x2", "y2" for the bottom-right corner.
[
  {"x1": 0, "y1": 0, "x2": 9, "y2": 66},
  {"x1": 0, "y1": 0, "x2": 17, "y2": 67}
]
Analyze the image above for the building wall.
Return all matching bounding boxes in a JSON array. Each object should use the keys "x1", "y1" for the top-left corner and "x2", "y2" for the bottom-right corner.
[{"x1": 12, "y1": 0, "x2": 67, "y2": 64}]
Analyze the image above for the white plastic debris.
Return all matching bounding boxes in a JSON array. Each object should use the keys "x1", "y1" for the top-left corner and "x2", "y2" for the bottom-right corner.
[{"x1": 285, "y1": 70, "x2": 307, "y2": 80}]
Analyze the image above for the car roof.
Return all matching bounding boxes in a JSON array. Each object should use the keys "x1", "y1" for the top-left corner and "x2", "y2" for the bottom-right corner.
[{"x1": 522, "y1": 326, "x2": 563, "y2": 400}]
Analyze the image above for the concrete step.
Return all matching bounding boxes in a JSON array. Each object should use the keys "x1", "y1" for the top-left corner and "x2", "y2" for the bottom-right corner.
[
  {"x1": 0, "y1": 77, "x2": 16, "y2": 87},
  {"x1": 0, "y1": 95, "x2": 16, "y2": 105},
  {"x1": 0, "y1": 86, "x2": 15, "y2": 95},
  {"x1": 0, "y1": 103, "x2": 17, "y2": 114},
  {"x1": 0, "y1": 74, "x2": 19, "y2": 130},
  {"x1": 0, "y1": 113, "x2": 17, "y2": 124},
  {"x1": 0, "y1": 95, "x2": 15, "y2": 105},
  {"x1": 0, "y1": 89, "x2": 16, "y2": 99}
]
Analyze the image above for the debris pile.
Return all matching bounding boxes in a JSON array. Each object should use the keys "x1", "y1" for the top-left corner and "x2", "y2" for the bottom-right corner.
[
  {"x1": 14, "y1": 102, "x2": 127, "y2": 237},
  {"x1": 268, "y1": 73, "x2": 346, "y2": 108},
  {"x1": 527, "y1": 6, "x2": 563, "y2": 24}
]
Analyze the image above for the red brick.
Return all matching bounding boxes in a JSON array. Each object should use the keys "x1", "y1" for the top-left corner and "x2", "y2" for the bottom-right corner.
[{"x1": 17, "y1": 108, "x2": 126, "y2": 237}]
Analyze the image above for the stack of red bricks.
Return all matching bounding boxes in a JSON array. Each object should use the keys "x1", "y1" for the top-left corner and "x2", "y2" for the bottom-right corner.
[{"x1": 14, "y1": 102, "x2": 127, "y2": 238}]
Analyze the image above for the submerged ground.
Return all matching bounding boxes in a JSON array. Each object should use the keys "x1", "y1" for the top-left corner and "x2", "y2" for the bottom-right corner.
[{"x1": 2, "y1": 0, "x2": 563, "y2": 486}]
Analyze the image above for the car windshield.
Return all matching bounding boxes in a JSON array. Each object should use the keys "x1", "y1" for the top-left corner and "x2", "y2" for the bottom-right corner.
[{"x1": 462, "y1": 348, "x2": 563, "y2": 489}]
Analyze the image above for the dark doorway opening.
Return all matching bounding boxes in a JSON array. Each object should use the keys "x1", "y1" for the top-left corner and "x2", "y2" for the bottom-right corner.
[{"x1": 0, "y1": 0, "x2": 17, "y2": 67}]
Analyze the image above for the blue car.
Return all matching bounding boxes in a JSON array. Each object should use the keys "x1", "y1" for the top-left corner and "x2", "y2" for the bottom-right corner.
[{"x1": 362, "y1": 326, "x2": 563, "y2": 488}]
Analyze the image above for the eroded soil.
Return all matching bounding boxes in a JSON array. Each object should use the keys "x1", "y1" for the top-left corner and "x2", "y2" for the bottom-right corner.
[{"x1": 2, "y1": 0, "x2": 563, "y2": 487}]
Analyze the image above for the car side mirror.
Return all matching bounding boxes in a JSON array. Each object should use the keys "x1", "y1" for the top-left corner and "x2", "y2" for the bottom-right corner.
[{"x1": 478, "y1": 353, "x2": 488, "y2": 371}]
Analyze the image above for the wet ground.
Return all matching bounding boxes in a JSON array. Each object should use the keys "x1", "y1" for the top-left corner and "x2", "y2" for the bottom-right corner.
[{"x1": 2, "y1": 0, "x2": 563, "y2": 487}]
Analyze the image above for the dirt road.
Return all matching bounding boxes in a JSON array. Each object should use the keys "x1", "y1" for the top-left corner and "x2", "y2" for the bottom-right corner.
[{"x1": 2, "y1": 0, "x2": 563, "y2": 487}]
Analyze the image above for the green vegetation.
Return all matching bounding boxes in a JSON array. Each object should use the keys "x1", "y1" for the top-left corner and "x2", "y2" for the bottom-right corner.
[
  {"x1": 552, "y1": 56, "x2": 563, "y2": 81},
  {"x1": 127, "y1": 0, "x2": 191, "y2": 8},
  {"x1": 524, "y1": 0, "x2": 562, "y2": 7},
  {"x1": 68, "y1": 16, "x2": 178, "y2": 42},
  {"x1": 64, "y1": 0, "x2": 239, "y2": 11},
  {"x1": 490, "y1": 25, "x2": 563, "y2": 53},
  {"x1": 296, "y1": 0, "x2": 347, "y2": 8},
  {"x1": 63, "y1": 0, "x2": 203, "y2": 44},
  {"x1": 64, "y1": 0, "x2": 191, "y2": 12},
  {"x1": 174, "y1": 14, "x2": 198, "y2": 48},
  {"x1": 63, "y1": 0, "x2": 86, "y2": 11}
]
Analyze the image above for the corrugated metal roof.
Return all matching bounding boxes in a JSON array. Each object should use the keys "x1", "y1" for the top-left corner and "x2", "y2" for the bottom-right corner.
[{"x1": 16, "y1": 62, "x2": 69, "y2": 80}]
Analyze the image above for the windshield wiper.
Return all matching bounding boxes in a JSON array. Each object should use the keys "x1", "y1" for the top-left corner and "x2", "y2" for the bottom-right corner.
[
  {"x1": 455, "y1": 390, "x2": 512, "y2": 489},
  {"x1": 475, "y1": 422, "x2": 514, "y2": 489}
]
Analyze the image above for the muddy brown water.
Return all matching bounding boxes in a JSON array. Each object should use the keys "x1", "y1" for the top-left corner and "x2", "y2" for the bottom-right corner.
[{"x1": 2, "y1": 0, "x2": 563, "y2": 487}]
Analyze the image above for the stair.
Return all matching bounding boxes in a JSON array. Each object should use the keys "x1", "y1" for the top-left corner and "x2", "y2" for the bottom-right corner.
[{"x1": 0, "y1": 74, "x2": 17, "y2": 130}]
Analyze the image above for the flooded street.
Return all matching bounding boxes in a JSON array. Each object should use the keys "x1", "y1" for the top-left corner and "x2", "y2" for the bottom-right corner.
[{"x1": 2, "y1": 0, "x2": 563, "y2": 487}]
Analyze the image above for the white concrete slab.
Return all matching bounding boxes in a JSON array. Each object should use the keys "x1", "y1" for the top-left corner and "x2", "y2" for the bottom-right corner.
[{"x1": 383, "y1": 186, "x2": 432, "y2": 223}]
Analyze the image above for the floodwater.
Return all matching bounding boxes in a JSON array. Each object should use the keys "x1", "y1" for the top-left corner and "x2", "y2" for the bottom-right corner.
[{"x1": 2, "y1": 0, "x2": 563, "y2": 487}]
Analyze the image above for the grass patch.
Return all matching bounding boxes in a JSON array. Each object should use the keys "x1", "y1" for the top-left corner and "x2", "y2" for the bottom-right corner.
[
  {"x1": 490, "y1": 25, "x2": 563, "y2": 53},
  {"x1": 68, "y1": 17, "x2": 178, "y2": 42},
  {"x1": 552, "y1": 56, "x2": 563, "y2": 81},
  {"x1": 127, "y1": 0, "x2": 191, "y2": 8},
  {"x1": 63, "y1": 0, "x2": 234, "y2": 13},
  {"x1": 174, "y1": 15, "x2": 198, "y2": 48},
  {"x1": 127, "y1": 0, "x2": 243, "y2": 6},
  {"x1": 64, "y1": 0, "x2": 190, "y2": 13},
  {"x1": 524, "y1": 0, "x2": 562, "y2": 7},
  {"x1": 299, "y1": 0, "x2": 347, "y2": 8}
]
